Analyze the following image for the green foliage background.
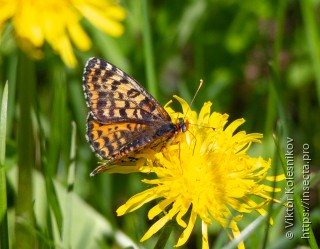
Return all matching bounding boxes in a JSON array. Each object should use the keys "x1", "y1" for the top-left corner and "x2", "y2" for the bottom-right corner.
[{"x1": 0, "y1": 0, "x2": 319, "y2": 248}]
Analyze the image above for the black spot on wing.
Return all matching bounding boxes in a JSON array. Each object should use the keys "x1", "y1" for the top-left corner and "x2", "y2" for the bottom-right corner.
[
  {"x1": 127, "y1": 89, "x2": 140, "y2": 98},
  {"x1": 120, "y1": 108, "x2": 127, "y2": 118}
]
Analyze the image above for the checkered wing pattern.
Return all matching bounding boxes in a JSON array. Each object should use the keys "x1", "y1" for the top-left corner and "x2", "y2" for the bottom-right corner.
[{"x1": 83, "y1": 57, "x2": 179, "y2": 175}]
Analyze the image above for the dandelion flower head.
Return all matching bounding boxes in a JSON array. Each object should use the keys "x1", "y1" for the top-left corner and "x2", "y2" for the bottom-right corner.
[
  {"x1": 115, "y1": 96, "x2": 284, "y2": 249},
  {"x1": 0, "y1": 0, "x2": 126, "y2": 67}
]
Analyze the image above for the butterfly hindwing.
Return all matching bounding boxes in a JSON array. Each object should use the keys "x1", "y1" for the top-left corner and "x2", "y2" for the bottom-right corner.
[{"x1": 86, "y1": 113, "x2": 176, "y2": 159}]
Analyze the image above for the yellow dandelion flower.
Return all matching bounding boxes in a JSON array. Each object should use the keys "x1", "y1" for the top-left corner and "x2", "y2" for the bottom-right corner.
[
  {"x1": 115, "y1": 96, "x2": 285, "y2": 249},
  {"x1": 0, "y1": 0, "x2": 126, "y2": 67}
]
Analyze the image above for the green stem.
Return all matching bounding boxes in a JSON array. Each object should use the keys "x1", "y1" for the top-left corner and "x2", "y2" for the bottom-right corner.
[
  {"x1": 154, "y1": 220, "x2": 174, "y2": 249},
  {"x1": 272, "y1": 0, "x2": 287, "y2": 72},
  {"x1": 62, "y1": 122, "x2": 77, "y2": 248},
  {"x1": 300, "y1": 0, "x2": 320, "y2": 105},
  {"x1": 274, "y1": 136, "x2": 319, "y2": 249},
  {"x1": 265, "y1": 0, "x2": 287, "y2": 137},
  {"x1": 141, "y1": 0, "x2": 158, "y2": 98},
  {"x1": 15, "y1": 52, "x2": 35, "y2": 249},
  {"x1": 0, "y1": 82, "x2": 9, "y2": 249}
]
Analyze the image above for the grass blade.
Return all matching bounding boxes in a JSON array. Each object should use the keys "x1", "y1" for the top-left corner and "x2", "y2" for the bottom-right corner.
[
  {"x1": 0, "y1": 81, "x2": 9, "y2": 249},
  {"x1": 15, "y1": 51, "x2": 35, "y2": 249},
  {"x1": 141, "y1": 0, "x2": 157, "y2": 97},
  {"x1": 300, "y1": 0, "x2": 320, "y2": 105},
  {"x1": 62, "y1": 121, "x2": 77, "y2": 248}
]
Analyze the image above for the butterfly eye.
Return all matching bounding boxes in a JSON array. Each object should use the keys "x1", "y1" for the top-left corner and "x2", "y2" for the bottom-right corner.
[{"x1": 178, "y1": 118, "x2": 187, "y2": 132}]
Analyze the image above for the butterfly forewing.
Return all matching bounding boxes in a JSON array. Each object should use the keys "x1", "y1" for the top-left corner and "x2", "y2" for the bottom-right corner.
[
  {"x1": 83, "y1": 57, "x2": 181, "y2": 175},
  {"x1": 83, "y1": 58, "x2": 170, "y2": 123}
]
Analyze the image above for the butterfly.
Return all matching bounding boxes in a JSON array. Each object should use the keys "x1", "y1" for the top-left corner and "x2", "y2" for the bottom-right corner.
[{"x1": 83, "y1": 57, "x2": 186, "y2": 176}]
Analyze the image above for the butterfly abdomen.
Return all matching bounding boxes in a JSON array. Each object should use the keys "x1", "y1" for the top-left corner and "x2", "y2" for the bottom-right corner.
[{"x1": 155, "y1": 123, "x2": 177, "y2": 137}]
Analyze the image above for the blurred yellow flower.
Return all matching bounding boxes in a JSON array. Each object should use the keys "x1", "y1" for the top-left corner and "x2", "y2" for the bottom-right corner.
[
  {"x1": 115, "y1": 96, "x2": 285, "y2": 249},
  {"x1": 0, "y1": 0, "x2": 126, "y2": 67}
]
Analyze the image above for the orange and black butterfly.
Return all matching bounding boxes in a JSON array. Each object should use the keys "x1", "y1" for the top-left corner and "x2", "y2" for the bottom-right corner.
[{"x1": 83, "y1": 57, "x2": 186, "y2": 176}]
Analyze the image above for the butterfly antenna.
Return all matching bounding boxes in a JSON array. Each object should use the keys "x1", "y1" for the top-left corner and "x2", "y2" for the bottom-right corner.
[{"x1": 184, "y1": 79, "x2": 203, "y2": 119}]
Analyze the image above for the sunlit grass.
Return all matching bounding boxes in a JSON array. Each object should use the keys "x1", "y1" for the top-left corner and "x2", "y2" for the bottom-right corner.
[
  {"x1": 0, "y1": 81, "x2": 9, "y2": 249},
  {"x1": 0, "y1": 1, "x2": 319, "y2": 249}
]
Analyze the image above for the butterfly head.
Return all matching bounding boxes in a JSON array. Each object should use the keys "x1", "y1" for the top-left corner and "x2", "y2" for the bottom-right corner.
[{"x1": 177, "y1": 117, "x2": 188, "y2": 133}]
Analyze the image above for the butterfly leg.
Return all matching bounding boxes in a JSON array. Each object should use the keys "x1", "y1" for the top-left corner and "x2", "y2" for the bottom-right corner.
[{"x1": 90, "y1": 163, "x2": 109, "y2": 176}]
